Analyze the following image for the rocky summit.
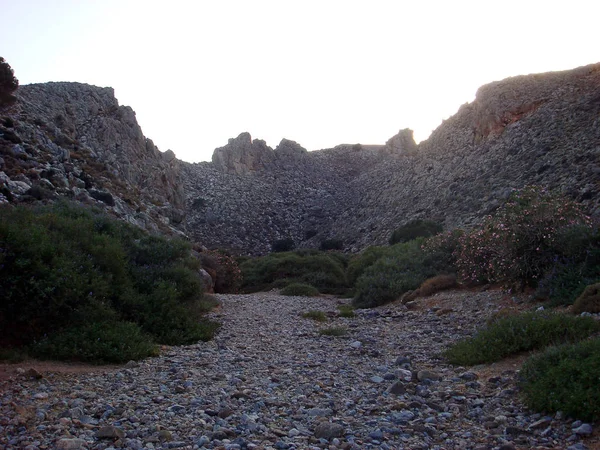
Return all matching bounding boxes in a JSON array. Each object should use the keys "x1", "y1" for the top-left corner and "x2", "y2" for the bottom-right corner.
[{"x1": 1, "y1": 64, "x2": 599, "y2": 253}]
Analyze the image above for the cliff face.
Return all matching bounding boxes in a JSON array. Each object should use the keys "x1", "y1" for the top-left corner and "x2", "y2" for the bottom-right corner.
[
  {"x1": 1, "y1": 64, "x2": 598, "y2": 254},
  {"x1": 0, "y1": 82, "x2": 185, "y2": 235}
]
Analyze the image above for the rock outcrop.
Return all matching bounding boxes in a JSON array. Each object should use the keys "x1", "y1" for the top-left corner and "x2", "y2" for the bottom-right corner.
[{"x1": 0, "y1": 82, "x2": 185, "y2": 235}]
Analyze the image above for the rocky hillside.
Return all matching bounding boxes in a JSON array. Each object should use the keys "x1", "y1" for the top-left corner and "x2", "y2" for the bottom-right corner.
[
  {"x1": 0, "y1": 82, "x2": 185, "y2": 235},
  {"x1": 1, "y1": 64, "x2": 598, "y2": 254},
  {"x1": 184, "y1": 63, "x2": 600, "y2": 253}
]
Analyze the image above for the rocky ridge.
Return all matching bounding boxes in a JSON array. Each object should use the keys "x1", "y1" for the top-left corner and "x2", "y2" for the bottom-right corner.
[
  {"x1": 183, "y1": 63, "x2": 600, "y2": 253},
  {"x1": 1, "y1": 64, "x2": 599, "y2": 253},
  {"x1": 1, "y1": 290, "x2": 597, "y2": 450}
]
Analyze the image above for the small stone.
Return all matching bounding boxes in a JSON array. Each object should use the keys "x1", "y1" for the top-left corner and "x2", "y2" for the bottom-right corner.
[
  {"x1": 314, "y1": 422, "x2": 345, "y2": 439},
  {"x1": 387, "y1": 381, "x2": 406, "y2": 396},
  {"x1": 288, "y1": 428, "x2": 300, "y2": 437},
  {"x1": 417, "y1": 370, "x2": 440, "y2": 382},
  {"x1": 573, "y1": 423, "x2": 593, "y2": 436},
  {"x1": 459, "y1": 371, "x2": 478, "y2": 381},
  {"x1": 370, "y1": 375, "x2": 384, "y2": 383},
  {"x1": 158, "y1": 430, "x2": 173, "y2": 441},
  {"x1": 396, "y1": 369, "x2": 413, "y2": 381},
  {"x1": 56, "y1": 438, "x2": 88, "y2": 450},
  {"x1": 529, "y1": 417, "x2": 553, "y2": 429},
  {"x1": 349, "y1": 341, "x2": 362, "y2": 349},
  {"x1": 96, "y1": 425, "x2": 125, "y2": 439},
  {"x1": 218, "y1": 407, "x2": 234, "y2": 418}
]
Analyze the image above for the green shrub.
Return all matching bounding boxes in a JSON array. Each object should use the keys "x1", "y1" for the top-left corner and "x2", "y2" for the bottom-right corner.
[
  {"x1": 272, "y1": 237, "x2": 296, "y2": 253},
  {"x1": 572, "y1": 283, "x2": 600, "y2": 314},
  {"x1": 417, "y1": 274, "x2": 457, "y2": 297},
  {"x1": 32, "y1": 321, "x2": 158, "y2": 364},
  {"x1": 0, "y1": 57, "x2": 19, "y2": 110},
  {"x1": 389, "y1": 219, "x2": 443, "y2": 245},
  {"x1": 352, "y1": 239, "x2": 446, "y2": 308},
  {"x1": 455, "y1": 186, "x2": 594, "y2": 288},
  {"x1": 520, "y1": 338, "x2": 600, "y2": 421},
  {"x1": 320, "y1": 238, "x2": 344, "y2": 251},
  {"x1": 319, "y1": 327, "x2": 347, "y2": 336},
  {"x1": 0, "y1": 202, "x2": 217, "y2": 362},
  {"x1": 301, "y1": 310, "x2": 328, "y2": 322},
  {"x1": 200, "y1": 249, "x2": 242, "y2": 293},
  {"x1": 337, "y1": 304, "x2": 355, "y2": 318},
  {"x1": 444, "y1": 311, "x2": 599, "y2": 365},
  {"x1": 240, "y1": 250, "x2": 348, "y2": 294},
  {"x1": 346, "y1": 246, "x2": 389, "y2": 286},
  {"x1": 281, "y1": 283, "x2": 320, "y2": 297}
]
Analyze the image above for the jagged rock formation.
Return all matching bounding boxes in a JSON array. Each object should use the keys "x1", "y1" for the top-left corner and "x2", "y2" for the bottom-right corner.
[
  {"x1": 185, "y1": 63, "x2": 600, "y2": 253},
  {"x1": 0, "y1": 82, "x2": 185, "y2": 235},
  {"x1": 1, "y1": 64, "x2": 598, "y2": 254}
]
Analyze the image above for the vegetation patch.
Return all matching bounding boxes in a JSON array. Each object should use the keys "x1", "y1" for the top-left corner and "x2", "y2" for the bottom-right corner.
[
  {"x1": 319, "y1": 327, "x2": 347, "y2": 337},
  {"x1": 0, "y1": 202, "x2": 218, "y2": 363},
  {"x1": 520, "y1": 337, "x2": 600, "y2": 422},
  {"x1": 352, "y1": 239, "x2": 452, "y2": 308},
  {"x1": 301, "y1": 310, "x2": 328, "y2": 322},
  {"x1": 444, "y1": 311, "x2": 599, "y2": 366},
  {"x1": 337, "y1": 304, "x2": 356, "y2": 318},
  {"x1": 281, "y1": 283, "x2": 320, "y2": 297},
  {"x1": 389, "y1": 219, "x2": 443, "y2": 245},
  {"x1": 572, "y1": 282, "x2": 600, "y2": 314},
  {"x1": 240, "y1": 249, "x2": 348, "y2": 294}
]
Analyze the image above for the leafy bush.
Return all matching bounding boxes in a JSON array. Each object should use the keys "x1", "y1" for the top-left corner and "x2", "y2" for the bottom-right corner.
[
  {"x1": 572, "y1": 283, "x2": 600, "y2": 314},
  {"x1": 455, "y1": 186, "x2": 594, "y2": 288},
  {"x1": 352, "y1": 239, "x2": 448, "y2": 308},
  {"x1": 520, "y1": 338, "x2": 600, "y2": 421},
  {"x1": 389, "y1": 219, "x2": 443, "y2": 245},
  {"x1": 346, "y1": 246, "x2": 389, "y2": 286},
  {"x1": 301, "y1": 310, "x2": 328, "y2": 322},
  {"x1": 444, "y1": 311, "x2": 599, "y2": 365},
  {"x1": 319, "y1": 327, "x2": 347, "y2": 336},
  {"x1": 320, "y1": 238, "x2": 344, "y2": 251},
  {"x1": 0, "y1": 57, "x2": 18, "y2": 110},
  {"x1": 281, "y1": 283, "x2": 320, "y2": 297},
  {"x1": 240, "y1": 250, "x2": 348, "y2": 294},
  {"x1": 32, "y1": 321, "x2": 158, "y2": 364},
  {"x1": 272, "y1": 237, "x2": 296, "y2": 253},
  {"x1": 0, "y1": 202, "x2": 218, "y2": 363}
]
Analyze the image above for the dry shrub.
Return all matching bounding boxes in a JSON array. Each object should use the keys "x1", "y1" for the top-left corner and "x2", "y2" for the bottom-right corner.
[
  {"x1": 572, "y1": 283, "x2": 600, "y2": 314},
  {"x1": 417, "y1": 274, "x2": 457, "y2": 297}
]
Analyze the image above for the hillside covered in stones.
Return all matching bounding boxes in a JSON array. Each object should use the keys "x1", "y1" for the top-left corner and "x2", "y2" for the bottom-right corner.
[
  {"x1": 1, "y1": 63, "x2": 599, "y2": 254},
  {"x1": 184, "y1": 62, "x2": 600, "y2": 253}
]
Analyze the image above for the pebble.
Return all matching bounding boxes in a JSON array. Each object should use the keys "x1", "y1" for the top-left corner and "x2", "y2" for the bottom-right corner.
[{"x1": 0, "y1": 291, "x2": 596, "y2": 449}]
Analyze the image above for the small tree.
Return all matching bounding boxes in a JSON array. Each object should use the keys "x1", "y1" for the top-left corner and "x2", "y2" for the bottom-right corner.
[{"x1": 0, "y1": 57, "x2": 19, "y2": 110}]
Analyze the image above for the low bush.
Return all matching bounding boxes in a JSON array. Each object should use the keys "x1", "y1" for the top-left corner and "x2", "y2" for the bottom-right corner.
[
  {"x1": 281, "y1": 283, "x2": 320, "y2": 297},
  {"x1": 0, "y1": 202, "x2": 218, "y2": 363},
  {"x1": 389, "y1": 219, "x2": 443, "y2": 245},
  {"x1": 417, "y1": 274, "x2": 457, "y2": 297},
  {"x1": 520, "y1": 338, "x2": 600, "y2": 421},
  {"x1": 272, "y1": 237, "x2": 295, "y2": 253},
  {"x1": 353, "y1": 239, "x2": 449, "y2": 308},
  {"x1": 444, "y1": 311, "x2": 599, "y2": 365},
  {"x1": 200, "y1": 249, "x2": 242, "y2": 293},
  {"x1": 320, "y1": 238, "x2": 344, "y2": 251},
  {"x1": 346, "y1": 246, "x2": 389, "y2": 286},
  {"x1": 301, "y1": 310, "x2": 327, "y2": 322},
  {"x1": 572, "y1": 283, "x2": 600, "y2": 314},
  {"x1": 319, "y1": 327, "x2": 347, "y2": 336},
  {"x1": 337, "y1": 304, "x2": 355, "y2": 318},
  {"x1": 240, "y1": 250, "x2": 348, "y2": 294}
]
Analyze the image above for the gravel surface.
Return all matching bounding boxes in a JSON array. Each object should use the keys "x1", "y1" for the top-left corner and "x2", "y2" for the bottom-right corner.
[{"x1": 0, "y1": 290, "x2": 597, "y2": 450}]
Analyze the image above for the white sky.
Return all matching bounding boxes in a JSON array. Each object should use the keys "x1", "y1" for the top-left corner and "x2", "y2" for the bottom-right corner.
[{"x1": 2, "y1": 0, "x2": 599, "y2": 162}]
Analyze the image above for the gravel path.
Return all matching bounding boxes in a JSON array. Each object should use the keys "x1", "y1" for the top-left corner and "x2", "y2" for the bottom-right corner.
[{"x1": 0, "y1": 291, "x2": 597, "y2": 450}]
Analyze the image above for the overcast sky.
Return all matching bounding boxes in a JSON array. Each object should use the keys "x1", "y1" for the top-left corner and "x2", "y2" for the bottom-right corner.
[{"x1": 2, "y1": 0, "x2": 599, "y2": 162}]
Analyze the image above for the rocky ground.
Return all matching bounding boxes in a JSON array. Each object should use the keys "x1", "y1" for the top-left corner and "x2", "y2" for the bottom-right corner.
[{"x1": 0, "y1": 290, "x2": 598, "y2": 450}]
